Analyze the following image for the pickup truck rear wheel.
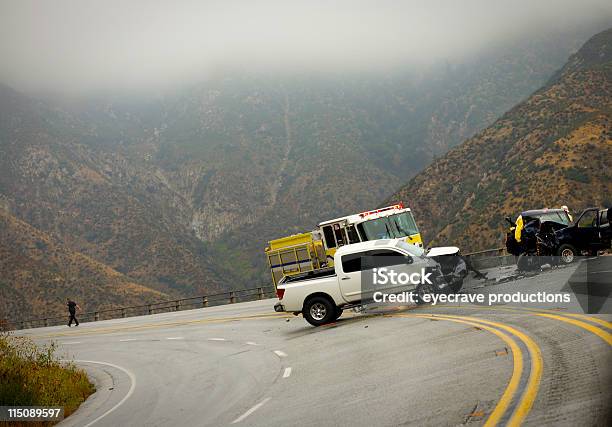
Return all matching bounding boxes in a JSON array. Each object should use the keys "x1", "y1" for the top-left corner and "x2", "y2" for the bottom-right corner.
[
  {"x1": 303, "y1": 296, "x2": 335, "y2": 326},
  {"x1": 557, "y1": 244, "x2": 577, "y2": 264}
]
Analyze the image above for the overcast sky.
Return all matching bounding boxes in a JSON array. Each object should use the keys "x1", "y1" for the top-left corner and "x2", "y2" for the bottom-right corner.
[{"x1": 0, "y1": 0, "x2": 611, "y2": 93}]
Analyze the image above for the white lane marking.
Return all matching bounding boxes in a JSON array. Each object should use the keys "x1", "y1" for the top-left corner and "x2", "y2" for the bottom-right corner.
[
  {"x1": 208, "y1": 337, "x2": 226, "y2": 341},
  {"x1": 283, "y1": 367, "x2": 292, "y2": 378},
  {"x1": 67, "y1": 359, "x2": 136, "y2": 427},
  {"x1": 119, "y1": 338, "x2": 137, "y2": 342},
  {"x1": 273, "y1": 350, "x2": 287, "y2": 357},
  {"x1": 246, "y1": 341, "x2": 258, "y2": 346},
  {"x1": 231, "y1": 397, "x2": 271, "y2": 424},
  {"x1": 62, "y1": 341, "x2": 82, "y2": 344},
  {"x1": 166, "y1": 337, "x2": 184, "y2": 340}
]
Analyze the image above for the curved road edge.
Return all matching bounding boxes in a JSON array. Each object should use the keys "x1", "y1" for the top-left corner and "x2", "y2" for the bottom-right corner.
[{"x1": 58, "y1": 360, "x2": 136, "y2": 427}]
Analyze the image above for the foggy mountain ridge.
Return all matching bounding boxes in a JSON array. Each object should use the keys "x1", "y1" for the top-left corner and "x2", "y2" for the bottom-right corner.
[{"x1": 1, "y1": 0, "x2": 612, "y2": 94}]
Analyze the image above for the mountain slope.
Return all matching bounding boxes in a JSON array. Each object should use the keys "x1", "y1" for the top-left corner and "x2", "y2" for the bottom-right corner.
[
  {"x1": 0, "y1": 84, "x2": 230, "y2": 299},
  {"x1": 0, "y1": 208, "x2": 168, "y2": 320},
  {"x1": 385, "y1": 28, "x2": 612, "y2": 250}
]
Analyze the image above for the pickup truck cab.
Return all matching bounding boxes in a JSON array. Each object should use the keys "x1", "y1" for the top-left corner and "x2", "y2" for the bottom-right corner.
[
  {"x1": 555, "y1": 207, "x2": 610, "y2": 263},
  {"x1": 274, "y1": 239, "x2": 446, "y2": 326}
]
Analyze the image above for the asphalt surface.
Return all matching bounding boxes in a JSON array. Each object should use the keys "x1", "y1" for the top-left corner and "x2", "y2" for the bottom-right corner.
[{"x1": 18, "y1": 262, "x2": 612, "y2": 427}]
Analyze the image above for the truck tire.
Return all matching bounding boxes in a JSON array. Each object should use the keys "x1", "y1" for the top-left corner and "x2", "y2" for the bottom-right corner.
[
  {"x1": 448, "y1": 278, "x2": 464, "y2": 294},
  {"x1": 303, "y1": 296, "x2": 335, "y2": 327},
  {"x1": 557, "y1": 244, "x2": 577, "y2": 264},
  {"x1": 415, "y1": 282, "x2": 436, "y2": 305},
  {"x1": 334, "y1": 307, "x2": 343, "y2": 321}
]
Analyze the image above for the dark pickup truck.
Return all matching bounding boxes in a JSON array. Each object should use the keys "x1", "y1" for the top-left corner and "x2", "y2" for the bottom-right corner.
[
  {"x1": 506, "y1": 207, "x2": 610, "y2": 269},
  {"x1": 505, "y1": 209, "x2": 571, "y2": 257}
]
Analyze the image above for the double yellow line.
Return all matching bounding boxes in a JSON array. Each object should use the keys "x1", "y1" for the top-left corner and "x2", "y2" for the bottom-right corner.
[
  {"x1": 427, "y1": 305, "x2": 612, "y2": 346},
  {"x1": 392, "y1": 307, "x2": 611, "y2": 426},
  {"x1": 391, "y1": 313, "x2": 542, "y2": 427}
]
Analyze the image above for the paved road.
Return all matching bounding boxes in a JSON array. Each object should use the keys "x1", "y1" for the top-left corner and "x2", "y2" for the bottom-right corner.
[{"x1": 19, "y1": 264, "x2": 612, "y2": 426}]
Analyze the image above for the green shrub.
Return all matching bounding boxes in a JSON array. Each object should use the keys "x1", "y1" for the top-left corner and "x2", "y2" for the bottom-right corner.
[
  {"x1": 0, "y1": 333, "x2": 94, "y2": 423},
  {"x1": 564, "y1": 167, "x2": 590, "y2": 183}
]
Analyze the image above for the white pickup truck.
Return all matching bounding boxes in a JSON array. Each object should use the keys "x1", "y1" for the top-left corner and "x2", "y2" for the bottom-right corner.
[{"x1": 274, "y1": 239, "x2": 465, "y2": 326}]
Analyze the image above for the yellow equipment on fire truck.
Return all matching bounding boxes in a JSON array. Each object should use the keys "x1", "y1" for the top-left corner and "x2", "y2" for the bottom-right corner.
[{"x1": 264, "y1": 203, "x2": 423, "y2": 286}]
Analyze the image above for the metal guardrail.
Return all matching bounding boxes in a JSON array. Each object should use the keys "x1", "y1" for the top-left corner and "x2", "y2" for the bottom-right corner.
[
  {"x1": 3, "y1": 285, "x2": 277, "y2": 331},
  {"x1": 2, "y1": 247, "x2": 511, "y2": 332},
  {"x1": 464, "y1": 247, "x2": 516, "y2": 270},
  {"x1": 464, "y1": 247, "x2": 505, "y2": 258}
]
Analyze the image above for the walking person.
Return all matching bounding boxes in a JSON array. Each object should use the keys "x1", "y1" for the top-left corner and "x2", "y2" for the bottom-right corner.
[{"x1": 67, "y1": 298, "x2": 81, "y2": 327}]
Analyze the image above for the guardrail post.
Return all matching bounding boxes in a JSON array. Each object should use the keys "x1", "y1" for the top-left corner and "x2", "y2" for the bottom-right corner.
[
  {"x1": 175, "y1": 300, "x2": 180, "y2": 312},
  {"x1": 257, "y1": 287, "x2": 263, "y2": 299},
  {"x1": 229, "y1": 291, "x2": 236, "y2": 304},
  {"x1": 121, "y1": 308, "x2": 126, "y2": 318},
  {"x1": 147, "y1": 304, "x2": 152, "y2": 315},
  {"x1": 94, "y1": 311, "x2": 99, "y2": 321},
  {"x1": 44, "y1": 318, "x2": 48, "y2": 327},
  {"x1": 202, "y1": 296, "x2": 208, "y2": 307}
]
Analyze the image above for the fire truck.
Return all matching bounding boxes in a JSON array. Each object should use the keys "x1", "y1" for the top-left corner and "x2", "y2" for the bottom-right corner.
[{"x1": 265, "y1": 203, "x2": 423, "y2": 286}]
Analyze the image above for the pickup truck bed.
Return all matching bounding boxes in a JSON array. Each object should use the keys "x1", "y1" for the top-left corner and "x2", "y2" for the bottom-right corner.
[{"x1": 281, "y1": 267, "x2": 335, "y2": 283}]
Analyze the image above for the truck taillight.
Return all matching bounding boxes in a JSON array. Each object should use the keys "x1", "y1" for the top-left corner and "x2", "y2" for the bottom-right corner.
[{"x1": 276, "y1": 288, "x2": 285, "y2": 300}]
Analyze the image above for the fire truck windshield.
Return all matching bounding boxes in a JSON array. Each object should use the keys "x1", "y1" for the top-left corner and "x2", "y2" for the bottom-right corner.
[
  {"x1": 357, "y1": 212, "x2": 419, "y2": 241},
  {"x1": 390, "y1": 212, "x2": 419, "y2": 237}
]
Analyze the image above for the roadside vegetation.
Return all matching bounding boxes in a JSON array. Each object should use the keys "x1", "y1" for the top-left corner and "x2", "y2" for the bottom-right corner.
[{"x1": 0, "y1": 332, "x2": 94, "y2": 425}]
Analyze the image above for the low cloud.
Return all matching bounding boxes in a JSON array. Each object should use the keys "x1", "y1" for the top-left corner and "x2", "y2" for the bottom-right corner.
[{"x1": 0, "y1": 0, "x2": 611, "y2": 93}]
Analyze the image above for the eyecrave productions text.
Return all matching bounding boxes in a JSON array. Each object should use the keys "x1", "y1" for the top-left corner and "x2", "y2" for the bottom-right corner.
[{"x1": 372, "y1": 291, "x2": 572, "y2": 305}]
